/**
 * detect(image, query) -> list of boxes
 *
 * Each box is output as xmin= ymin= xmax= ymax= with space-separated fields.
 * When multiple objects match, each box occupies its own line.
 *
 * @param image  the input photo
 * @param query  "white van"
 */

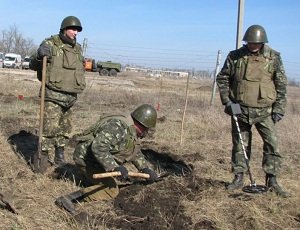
xmin=22 ymin=56 xmax=31 ymax=70
xmin=3 ymin=53 xmax=22 ymax=69
xmin=0 ymin=52 xmax=4 ymax=68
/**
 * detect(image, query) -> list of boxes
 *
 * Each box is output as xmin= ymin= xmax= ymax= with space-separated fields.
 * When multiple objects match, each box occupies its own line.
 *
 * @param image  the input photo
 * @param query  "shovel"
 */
xmin=230 ymin=103 xmax=267 ymax=194
xmin=33 ymin=56 xmax=48 ymax=174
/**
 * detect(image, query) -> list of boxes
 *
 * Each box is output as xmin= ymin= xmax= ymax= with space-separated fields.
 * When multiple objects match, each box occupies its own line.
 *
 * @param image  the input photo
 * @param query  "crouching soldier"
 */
xmin=55 ymin=104 xmax=158 ymax=214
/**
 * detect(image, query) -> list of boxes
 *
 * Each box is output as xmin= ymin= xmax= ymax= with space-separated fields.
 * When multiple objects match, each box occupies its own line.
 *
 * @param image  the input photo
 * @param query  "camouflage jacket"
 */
xmin=73 ymin=115 xmax=149 ymax=172
xmin=216 ymin=45 xmax=287 ymax=115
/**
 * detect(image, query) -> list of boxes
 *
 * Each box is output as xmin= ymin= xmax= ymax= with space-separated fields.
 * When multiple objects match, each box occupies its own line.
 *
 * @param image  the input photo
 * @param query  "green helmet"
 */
xmin=242 ymin=25 xmax=268 ymax=43
xmin=131 ymin=104 xmax=157 ymax=128
xmin=60 ymin=16 xmax=82 ymax=32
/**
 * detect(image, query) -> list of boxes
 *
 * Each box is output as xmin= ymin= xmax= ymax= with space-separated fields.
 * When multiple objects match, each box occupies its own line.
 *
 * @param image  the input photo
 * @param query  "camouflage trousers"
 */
xmin=231 ymin=114 xmax=282 ymax=176
xmin=76 ymin=160 xmax=119 ymax=202
xmin=41 ymin=101 xmax=72 ymax=151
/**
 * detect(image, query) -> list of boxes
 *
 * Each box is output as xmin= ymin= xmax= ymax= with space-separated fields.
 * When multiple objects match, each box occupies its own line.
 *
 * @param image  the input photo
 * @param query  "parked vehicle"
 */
xmin=22 ymin=56 xmax=31 ymax=70
xmin=84 ymin=58 xmax=97 ymax=72
xmin=0 ymin=52 xmax=4 ymax=68
xmin=84 ymin=57 xmax=122 ymax=77
xmin=3 ymin=53 xmax=22 ymax=69
xmin=97 ymin=61 xmax=122 ymax=76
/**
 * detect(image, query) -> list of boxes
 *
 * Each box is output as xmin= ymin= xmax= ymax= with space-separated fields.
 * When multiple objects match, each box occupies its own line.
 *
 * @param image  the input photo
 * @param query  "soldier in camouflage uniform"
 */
xmin=31 ymin=16 xmax=85 ymax=172
xmin=55 ymin=104 xmax=158 ymax=214
xmin=216 ymin=25 xmax=290 ymax=197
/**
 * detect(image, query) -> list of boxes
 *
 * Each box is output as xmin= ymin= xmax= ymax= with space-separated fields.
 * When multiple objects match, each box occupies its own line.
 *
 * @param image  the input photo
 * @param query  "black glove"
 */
xmin=224 ymin=101 xmax=241 ymax=116
xmin=141 ymin=168 xmax=158 ymax=182
xmin=114 ymin=165 xmax=128 ymax=179
xmin=37 ymin=44 xmax=51 ymax=59
xmin=272 ymin=113 xmax=283 ymax=123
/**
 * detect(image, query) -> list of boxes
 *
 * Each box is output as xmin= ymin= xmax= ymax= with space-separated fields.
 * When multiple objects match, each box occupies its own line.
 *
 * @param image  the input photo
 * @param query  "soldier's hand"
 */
xmin=224 ymin=101 xmax=241 ymax=116
xmin=37 ymin=44 xmax=51 ymax=59
xmin=272 ymin=113 xmax=283 ymax=123
xmin=141 ymin=168 xmax=158 ymax=182
xmin=113 ymin=165 xmax=128 ymax=179
xmin=224 ymin=101 xmax=233 ymax=115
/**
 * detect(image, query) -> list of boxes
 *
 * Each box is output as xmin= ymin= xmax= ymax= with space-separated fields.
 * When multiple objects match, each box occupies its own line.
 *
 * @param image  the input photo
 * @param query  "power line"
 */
xmin=83 ymin=41 xmax=219 ymax=70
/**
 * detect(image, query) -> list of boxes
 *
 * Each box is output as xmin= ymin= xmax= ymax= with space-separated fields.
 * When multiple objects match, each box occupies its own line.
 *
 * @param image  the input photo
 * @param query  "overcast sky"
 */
xmin=1 ymin=0 xmax=299 ymax=80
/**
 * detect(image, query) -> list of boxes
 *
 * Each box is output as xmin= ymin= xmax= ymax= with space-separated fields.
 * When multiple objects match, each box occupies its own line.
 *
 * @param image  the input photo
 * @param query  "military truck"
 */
xmin=84 ymin=58 xmax=121 ymax=76
xmin=97 ymin=61 xmax=121 ymax=76
xmin=84 ymin=58 xmax=97 ymax=72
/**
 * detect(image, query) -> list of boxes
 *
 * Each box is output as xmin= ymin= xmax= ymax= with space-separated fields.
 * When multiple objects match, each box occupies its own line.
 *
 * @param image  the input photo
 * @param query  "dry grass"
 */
xmin=0 ymin=68 xmax=299 ymax=229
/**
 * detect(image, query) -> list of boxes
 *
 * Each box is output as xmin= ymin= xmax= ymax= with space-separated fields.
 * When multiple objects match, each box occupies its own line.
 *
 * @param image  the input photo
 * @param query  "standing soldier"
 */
xmin=216 ymin=25 xmax=290 ymax=197
xmin=31 ymin=16 xmax=86 ymax=172
xmin=55 ymin=104 xmax=158 ymax=214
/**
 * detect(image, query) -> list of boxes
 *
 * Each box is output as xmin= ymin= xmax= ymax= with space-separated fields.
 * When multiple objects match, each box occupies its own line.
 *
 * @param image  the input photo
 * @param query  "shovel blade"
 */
xmin=33 ymin=152 xmax=48 ymax=174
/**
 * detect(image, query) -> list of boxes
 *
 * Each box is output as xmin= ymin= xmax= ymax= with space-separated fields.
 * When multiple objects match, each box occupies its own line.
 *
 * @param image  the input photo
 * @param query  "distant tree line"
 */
xmin=288 ymin=78 xmax=300 ymax=87
xmin=0 ymin=24 xmax=37 ymax=58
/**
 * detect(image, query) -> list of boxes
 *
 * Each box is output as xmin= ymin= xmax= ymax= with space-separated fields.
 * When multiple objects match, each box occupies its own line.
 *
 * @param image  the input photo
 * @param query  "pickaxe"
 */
xmin=93 ymin=171 xmax=170 ymax=182
xmin=0 ymin=192 xmax=18 ymax=214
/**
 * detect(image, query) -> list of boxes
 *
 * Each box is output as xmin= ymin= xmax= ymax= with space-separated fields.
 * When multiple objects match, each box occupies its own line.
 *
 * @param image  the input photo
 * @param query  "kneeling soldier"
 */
xmin=55 ymin=104 xmax=158 ymax=214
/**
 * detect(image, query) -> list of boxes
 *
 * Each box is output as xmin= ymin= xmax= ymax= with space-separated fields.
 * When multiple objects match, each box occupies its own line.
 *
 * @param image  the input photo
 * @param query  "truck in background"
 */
xmin=84 ymin=58 xmax=122 ymax=77
xmin=84 ymin=58 xmax=97 ymax=72
xmin=97 ymin=61 xmax=121 ymax=76
xmin=3 ymin=53 xmax=22 ymax=69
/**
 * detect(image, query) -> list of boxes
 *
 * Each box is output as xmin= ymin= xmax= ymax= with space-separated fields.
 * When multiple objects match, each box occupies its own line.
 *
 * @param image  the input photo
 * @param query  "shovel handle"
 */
xmin=33 ymin=56 xmax=47 ymax=173
xmin=37 ymin=56 xmax=47 ymax=156
xmin=93 ymin=171 xmax=150 ymax=179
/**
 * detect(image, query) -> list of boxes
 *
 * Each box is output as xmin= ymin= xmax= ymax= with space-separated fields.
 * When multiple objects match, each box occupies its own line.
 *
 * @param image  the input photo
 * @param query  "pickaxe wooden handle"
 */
xmin=93 ymin=171 xmax=150 ymax=179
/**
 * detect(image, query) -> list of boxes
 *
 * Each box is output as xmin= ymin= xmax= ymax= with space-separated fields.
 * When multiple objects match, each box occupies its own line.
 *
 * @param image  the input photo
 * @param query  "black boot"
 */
xmin=54 ymin=146 xmax=65 ymax=166
xmin=55 ymin=190 xmax=84 ymax=215
xmin=266 ymin=174 xmax=290 ymax=198
xmin=227 ymin=173 xmax=244 ymax=190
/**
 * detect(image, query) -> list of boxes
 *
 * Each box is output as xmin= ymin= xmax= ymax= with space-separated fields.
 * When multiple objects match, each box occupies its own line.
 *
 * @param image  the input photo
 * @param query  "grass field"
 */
xmin=0 ymin=68 xmax=299 ymax=229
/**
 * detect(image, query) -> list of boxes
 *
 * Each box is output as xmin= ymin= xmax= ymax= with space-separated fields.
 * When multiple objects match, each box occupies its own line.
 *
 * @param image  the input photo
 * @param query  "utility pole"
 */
xmin=210 ymin=50 xmax=221 ymax=105
xmin=236 ymin=0 xmax=245 ymax=49
xmin=82 ymin=38 xmax=88 ymax=57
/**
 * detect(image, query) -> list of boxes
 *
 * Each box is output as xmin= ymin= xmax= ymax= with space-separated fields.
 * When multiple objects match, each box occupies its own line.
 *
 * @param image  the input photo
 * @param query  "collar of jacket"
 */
xmin=59 ymin=31 xmax=76 ymax=47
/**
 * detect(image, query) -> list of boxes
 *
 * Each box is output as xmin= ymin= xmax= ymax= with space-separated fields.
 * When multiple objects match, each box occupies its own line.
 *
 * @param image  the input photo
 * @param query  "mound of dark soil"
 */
xmin=6 ymin=129 xmax=224 ymax=230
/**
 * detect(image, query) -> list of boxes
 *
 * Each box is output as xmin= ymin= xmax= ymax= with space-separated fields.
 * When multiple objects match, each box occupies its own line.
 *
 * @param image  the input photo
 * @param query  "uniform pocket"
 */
xmin=63 ymin=47 xmax=77 ymax=70
xmin=259 ymin=84 xmax=276 ymax=101
xmin=74 ymin=69 xmax=86 ymax=90
xmin=47 ymin=67 xmax=63 ymax=89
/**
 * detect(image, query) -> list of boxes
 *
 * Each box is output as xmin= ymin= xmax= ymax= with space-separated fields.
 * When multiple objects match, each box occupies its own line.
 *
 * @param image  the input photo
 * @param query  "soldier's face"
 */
xmin=247 ymin=43 xmax=263 ymax=53
xmin=134 ymin=122 xmax=148 ymax=138
xmin=64 ymin=27 xmax=79 ymax=40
